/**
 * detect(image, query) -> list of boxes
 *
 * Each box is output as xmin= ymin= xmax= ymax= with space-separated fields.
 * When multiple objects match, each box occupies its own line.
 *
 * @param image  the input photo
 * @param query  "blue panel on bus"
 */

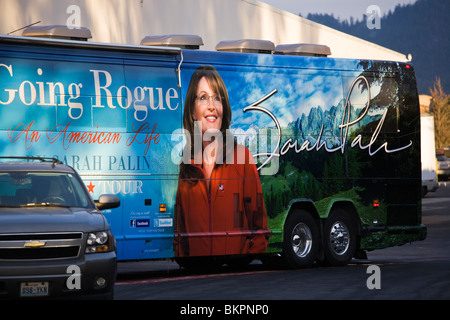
xmin=0 ymin=41 xmax=181 ymax=260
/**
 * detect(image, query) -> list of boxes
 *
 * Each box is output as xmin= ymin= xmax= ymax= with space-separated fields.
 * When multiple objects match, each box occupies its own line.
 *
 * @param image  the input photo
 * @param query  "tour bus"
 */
xmin=0 ymin=26 xmax=426 ymax=268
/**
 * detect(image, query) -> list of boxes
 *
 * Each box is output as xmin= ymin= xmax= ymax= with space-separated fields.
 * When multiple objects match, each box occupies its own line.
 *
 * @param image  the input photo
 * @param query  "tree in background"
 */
xmin=430 ymin=78 xmax=450 ymax=149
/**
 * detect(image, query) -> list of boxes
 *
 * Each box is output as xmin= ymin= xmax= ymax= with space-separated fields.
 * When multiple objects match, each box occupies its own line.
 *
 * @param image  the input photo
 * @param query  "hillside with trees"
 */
xmin=303 ymin=0 xmax=449 ymax=95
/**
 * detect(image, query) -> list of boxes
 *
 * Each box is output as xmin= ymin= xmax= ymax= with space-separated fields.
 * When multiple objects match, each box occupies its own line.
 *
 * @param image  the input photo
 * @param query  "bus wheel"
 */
xmin=323 ymin=208 xmax=357 ymax=266
xmin=283 ymin=209 xmax=319 ymax=268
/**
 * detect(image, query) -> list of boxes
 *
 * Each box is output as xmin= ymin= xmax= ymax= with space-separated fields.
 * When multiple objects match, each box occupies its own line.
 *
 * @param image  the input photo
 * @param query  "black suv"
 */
xmin=0 ymin=157 xmax=120 ymax=299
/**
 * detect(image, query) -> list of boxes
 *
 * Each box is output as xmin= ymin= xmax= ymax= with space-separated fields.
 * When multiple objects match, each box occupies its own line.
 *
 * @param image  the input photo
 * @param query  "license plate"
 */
xmin=20 ymin=282 xmax=49 ymax=297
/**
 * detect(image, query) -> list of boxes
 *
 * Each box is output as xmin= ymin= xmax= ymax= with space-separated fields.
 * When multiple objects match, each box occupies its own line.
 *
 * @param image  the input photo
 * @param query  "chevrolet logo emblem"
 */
xmin=24 ymin=240 xmax=46 ymax=248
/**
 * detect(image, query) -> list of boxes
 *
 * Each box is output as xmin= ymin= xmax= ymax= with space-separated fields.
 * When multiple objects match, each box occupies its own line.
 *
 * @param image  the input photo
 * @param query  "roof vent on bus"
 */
xmin=215 ymin=39 xmax=275 ymax=54
xmin=275 ymin=43 xmax=331 ymax=57
xmin=22 ymin=25 xmax=92 ymax=41
xmin=140 ymin=34 xmax=204 ymax=49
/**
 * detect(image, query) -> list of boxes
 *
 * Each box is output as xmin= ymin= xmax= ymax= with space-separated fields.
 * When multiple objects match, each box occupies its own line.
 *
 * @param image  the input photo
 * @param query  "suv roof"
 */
xmin=0 ymin=157 xmax=72 ymax=172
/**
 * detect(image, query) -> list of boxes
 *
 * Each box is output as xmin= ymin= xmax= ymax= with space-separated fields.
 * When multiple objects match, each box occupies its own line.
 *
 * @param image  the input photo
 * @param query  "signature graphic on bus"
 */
xmin=244 ymin=75 xmax=413 ymax=173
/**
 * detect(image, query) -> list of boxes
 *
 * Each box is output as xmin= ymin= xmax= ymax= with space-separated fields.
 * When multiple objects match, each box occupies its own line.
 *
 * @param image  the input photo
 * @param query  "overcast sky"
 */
xmin=261 ymin=0 xmax=418 ymax=21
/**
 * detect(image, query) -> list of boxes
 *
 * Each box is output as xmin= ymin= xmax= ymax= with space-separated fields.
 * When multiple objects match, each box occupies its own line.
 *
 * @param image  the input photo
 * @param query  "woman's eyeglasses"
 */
xmin=196 ymin=94 xmax=222 ymax=106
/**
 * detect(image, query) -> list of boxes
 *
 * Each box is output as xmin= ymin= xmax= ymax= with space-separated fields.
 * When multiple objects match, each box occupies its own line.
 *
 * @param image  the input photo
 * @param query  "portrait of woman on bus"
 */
xmin=174 ymin=65 xmax=270 ymax=258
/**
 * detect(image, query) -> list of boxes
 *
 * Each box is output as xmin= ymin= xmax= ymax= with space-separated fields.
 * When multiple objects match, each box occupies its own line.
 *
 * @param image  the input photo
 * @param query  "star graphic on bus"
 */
xmin=86 ymin=181 xmax=95 ymax=193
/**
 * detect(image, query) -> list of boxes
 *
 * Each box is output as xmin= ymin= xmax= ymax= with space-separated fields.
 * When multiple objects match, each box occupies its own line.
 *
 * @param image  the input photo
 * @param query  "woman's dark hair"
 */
xmin=183 ymin=65 xmax=231 ymax=136
xmin=180 ymin=65 xmax=234 ymax=183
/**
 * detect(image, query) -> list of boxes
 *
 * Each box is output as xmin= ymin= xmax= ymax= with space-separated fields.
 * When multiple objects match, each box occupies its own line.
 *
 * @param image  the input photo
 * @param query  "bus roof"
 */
xmin=0 ymin=34 xmax=181 ymax=56
xmin=0 ymin=33 xmax=409 ymax=73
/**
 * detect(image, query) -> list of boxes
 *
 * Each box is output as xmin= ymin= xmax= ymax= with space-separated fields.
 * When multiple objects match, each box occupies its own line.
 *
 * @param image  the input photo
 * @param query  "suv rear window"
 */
xmin=0 ymin=172 xmax=91 ymax=208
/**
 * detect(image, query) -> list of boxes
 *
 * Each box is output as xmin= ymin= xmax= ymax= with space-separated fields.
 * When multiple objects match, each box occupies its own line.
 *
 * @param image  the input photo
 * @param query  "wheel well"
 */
xmin=285 ymin=200 xmax=322 ymax=239
xmin=287 ymin=200 xmax=320 ymax=222
xmin=286 ymin=200 xmax=361 ymax=234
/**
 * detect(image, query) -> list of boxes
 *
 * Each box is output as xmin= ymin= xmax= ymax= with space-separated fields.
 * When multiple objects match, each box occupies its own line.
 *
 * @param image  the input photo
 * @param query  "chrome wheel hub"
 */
xmin=329 ymin=221 xmax=350 ymax=255
xmin=291 ymin=223 xmax=313 ymax=258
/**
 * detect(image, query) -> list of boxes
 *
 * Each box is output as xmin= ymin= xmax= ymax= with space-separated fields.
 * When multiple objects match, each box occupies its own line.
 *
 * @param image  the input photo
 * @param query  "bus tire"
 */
xmin=282 ymin=209 xmax=319 ymax=268
xmin=323 ymin=208 xmax=357 ymax=266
